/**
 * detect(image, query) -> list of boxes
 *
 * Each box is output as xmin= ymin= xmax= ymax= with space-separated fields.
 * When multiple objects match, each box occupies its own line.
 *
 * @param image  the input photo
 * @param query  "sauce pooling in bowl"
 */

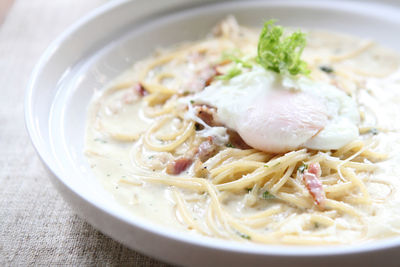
xmin=85 ymin=17 xmax=400 ymax=244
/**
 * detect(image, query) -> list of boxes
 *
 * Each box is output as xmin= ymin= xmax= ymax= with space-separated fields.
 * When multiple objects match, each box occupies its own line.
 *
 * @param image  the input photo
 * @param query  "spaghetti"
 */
xmin=85 ymin=18 xmax=400 ymax=245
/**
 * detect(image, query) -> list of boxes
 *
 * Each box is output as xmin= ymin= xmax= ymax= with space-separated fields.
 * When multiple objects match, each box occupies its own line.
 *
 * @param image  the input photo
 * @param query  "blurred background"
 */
xmin=0 ymin=0 xmax=168 ymax=265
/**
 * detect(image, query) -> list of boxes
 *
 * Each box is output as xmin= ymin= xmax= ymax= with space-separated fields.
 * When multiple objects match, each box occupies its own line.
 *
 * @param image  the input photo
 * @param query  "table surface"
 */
xmin=0 ymin=0 xmax=170 ymax=265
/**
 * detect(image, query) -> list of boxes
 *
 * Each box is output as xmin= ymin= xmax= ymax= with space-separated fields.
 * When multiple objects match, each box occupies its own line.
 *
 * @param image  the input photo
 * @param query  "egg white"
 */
xmin=191 ymin=66 xmax=360 ymax=152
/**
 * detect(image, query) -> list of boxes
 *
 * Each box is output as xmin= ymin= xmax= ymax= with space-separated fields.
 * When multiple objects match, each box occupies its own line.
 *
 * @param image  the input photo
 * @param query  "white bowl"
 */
xmin=25 ymin=0 xmax=400 ymax=266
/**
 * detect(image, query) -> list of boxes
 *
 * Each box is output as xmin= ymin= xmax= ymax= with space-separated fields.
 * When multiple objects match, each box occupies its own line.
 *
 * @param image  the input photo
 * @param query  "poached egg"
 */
xmin=191 ymin=66 xmax=360 ymax=153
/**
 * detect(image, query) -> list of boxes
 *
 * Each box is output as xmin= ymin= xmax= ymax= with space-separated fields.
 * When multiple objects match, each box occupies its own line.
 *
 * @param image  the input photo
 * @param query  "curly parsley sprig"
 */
xmin=216 ymin=51 xmax=254 ymax=80
xmin=257 ymin=20 xmax=310 ymax=76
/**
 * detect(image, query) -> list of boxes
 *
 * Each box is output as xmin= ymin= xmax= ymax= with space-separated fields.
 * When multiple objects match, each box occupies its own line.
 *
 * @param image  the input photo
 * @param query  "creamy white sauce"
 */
xmin=85 ymin=28 xmax=400 ymax=244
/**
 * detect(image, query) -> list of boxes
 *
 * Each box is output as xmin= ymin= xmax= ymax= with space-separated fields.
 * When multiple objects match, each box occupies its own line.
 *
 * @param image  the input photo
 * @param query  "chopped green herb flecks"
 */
xmin=370 ymin=128 xmax=379 ymax=135
xmin=257 ymin=20 xmax=310 ymax=76
xmin=190 ymin=100 xmax=195 ymax=104
xmin=222 ymin=51 xmax=254 ymax=69
xmin=319 ymin=65 xmax=334 ymax=73
xmin=94 ymin=138 xmax=107 ymax=144
xmin=226 ymin=143 xmax=236 ymax=148
xmin=262 ymin=190 xmax=275 ymax=200
xmin=298 ymin=163 xmax=308 ymax=174
xmin=236 ymin=231 xmax=251 ymax=240
xmin=215 ymin=50 xmax=254 ymax=81
xmin=216 ymin=67 xmax=242 ymax=80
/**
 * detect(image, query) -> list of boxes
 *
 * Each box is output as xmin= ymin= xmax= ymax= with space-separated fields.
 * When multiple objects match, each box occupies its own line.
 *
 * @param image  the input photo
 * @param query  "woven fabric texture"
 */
xmin=0 ymin=0 xmax=170 ymax=265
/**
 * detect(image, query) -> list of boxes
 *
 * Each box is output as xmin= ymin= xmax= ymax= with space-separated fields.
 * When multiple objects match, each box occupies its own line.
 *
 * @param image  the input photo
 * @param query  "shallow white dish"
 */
xmin=25 ymin=0 xmax=400 ymax=266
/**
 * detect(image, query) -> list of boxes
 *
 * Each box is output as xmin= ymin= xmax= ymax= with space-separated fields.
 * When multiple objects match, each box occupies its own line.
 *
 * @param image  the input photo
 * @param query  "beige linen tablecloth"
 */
xmin=0 ymin=1 xmax=169 ymax=265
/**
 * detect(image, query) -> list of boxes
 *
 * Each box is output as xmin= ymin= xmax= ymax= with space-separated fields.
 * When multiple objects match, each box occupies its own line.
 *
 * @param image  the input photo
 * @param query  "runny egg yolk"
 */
xmin=192 ymin=66 xmax=360 ymax=153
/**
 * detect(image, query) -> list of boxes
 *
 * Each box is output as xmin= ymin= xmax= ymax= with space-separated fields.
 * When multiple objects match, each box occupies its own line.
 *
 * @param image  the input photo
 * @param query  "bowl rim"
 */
xmin=24 ymin=0 xmax=400 ymax=259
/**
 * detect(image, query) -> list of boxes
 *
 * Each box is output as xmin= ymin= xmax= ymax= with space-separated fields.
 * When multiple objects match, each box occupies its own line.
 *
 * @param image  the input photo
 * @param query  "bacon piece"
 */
xmin=205 ymin=66 xmax=222 ymax=86
xmin=167 ymin=137 xmax=217 ymax=177
xmin=194 ymin=104 xmax=219 ymax=127
xmin=227 ymin=129 xmax=251 ymax=150
xmin=201 ymin=66 xmax=218 ymax=87
xmin=193 ymin=105 xmax=250 ymax=150
xmin=302 ymin=163 xmax=326 ymax=209
xmin=122 ymin=83 xmax=148 ymax=104
xmin=185 ymin=66 xmax=219 ymax=92
xmin=197 ymin=137 xmax=218 ymax=162
xmin=308 ymin=162 xmax=322 ymax=177
xmin=134 ymin=82 xmax=148 ymax=97
xmin=166 ymin=157 xmax=192 ymax=175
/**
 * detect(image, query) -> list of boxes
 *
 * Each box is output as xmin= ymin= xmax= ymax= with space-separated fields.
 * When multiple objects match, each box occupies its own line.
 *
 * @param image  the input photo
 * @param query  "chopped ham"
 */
xmin=301 ymin=162 xmax=326 ymax=209
xmin=308 ymin=162 xmax=322 ymax=177
xmin=166 ymin=157 xmax=192 ymax=175
xmin=197 ymin=137 xmax=218 ymax=162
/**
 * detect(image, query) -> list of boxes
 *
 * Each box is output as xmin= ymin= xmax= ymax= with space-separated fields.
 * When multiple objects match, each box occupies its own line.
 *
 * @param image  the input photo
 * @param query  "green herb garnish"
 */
xmin=257 ymin=20 xmax=310 ymax=76
xmin=298 ymin=163 xmax=308 ymax=174
xmin=216 ymin=67 xmax=242 ymax=80
xmin=216 ymin=51 xmax=254 ymax=81
xmin=236 ymin=231 xmax=251 ymax=240
xmin=262 ymin=190 xmax=275 ymax=200
xmin=226 ymin=143 xmax=236 ymax=148
xmin=319 ymin=65 xmax=334 ymax=73
xmin=222 ymin=51 xmax=253 ymax=69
